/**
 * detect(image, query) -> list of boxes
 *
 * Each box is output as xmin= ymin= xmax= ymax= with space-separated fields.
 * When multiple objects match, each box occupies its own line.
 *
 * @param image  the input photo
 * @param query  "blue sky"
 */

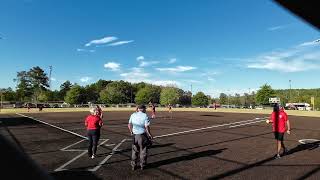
xmin=0 ymin=0 xmax=319 ymax=97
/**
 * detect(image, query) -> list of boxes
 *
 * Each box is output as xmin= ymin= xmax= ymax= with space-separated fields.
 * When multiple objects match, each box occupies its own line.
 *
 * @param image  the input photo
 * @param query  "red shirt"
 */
xmin=85 ymin=115 xmax=103 ymax=130
xmin=270 ymin=110 xmax=288 ymax=133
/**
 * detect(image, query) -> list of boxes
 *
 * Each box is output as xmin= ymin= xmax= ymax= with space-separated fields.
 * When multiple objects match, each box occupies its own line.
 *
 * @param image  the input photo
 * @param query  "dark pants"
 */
xmin=131 ymin=134 xmax=148 ymax=168
xmin=274 ymin=132 xmax=284 ymax=141
xmin=87 ymin=129 xmax=100 ymax=156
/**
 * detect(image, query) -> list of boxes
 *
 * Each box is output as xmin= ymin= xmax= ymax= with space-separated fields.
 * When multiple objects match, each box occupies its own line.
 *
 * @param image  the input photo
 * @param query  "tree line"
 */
xmin=0 ymin=66 xmax=319 ymax=109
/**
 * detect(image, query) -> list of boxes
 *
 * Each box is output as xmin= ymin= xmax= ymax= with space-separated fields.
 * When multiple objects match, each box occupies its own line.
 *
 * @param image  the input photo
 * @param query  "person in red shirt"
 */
xmin=85 ymin=107 xmax=103 ymax=159
xmin=267 ymin=104 xmax=291 ymax=159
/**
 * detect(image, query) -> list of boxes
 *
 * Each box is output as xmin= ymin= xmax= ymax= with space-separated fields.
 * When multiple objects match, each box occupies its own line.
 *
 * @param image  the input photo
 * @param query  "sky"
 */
xmin=0 ymin=0 xmax=319 ymax=97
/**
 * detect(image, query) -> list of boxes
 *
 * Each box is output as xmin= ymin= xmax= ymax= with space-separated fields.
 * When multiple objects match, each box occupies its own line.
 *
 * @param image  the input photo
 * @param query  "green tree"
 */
xmin=94 ymin=79 xmax=112 ymax=92
xmin=14 ymin=66 xmax=49 ymax=102
xmin=234 ymin=93 xmax=241 ymax=106
xmin=14 ymin=71 xmax=33 ymax=101
xmin=64 ymin=85 xmax=85 ymax=104
xmin=59 ymin=81 xmax=73 ymax=99
xmin=0 ymin=88 xmax=16 ymax=101
xmin=99 ymin=81 xmax=133 ymax=104
xmin=256 ymin=84 xmax=275 ymax=105
xmin=28 ymin=66 xmax=49 ymax=101
xmin=160 ymin=87 xmax=180 ymax=105
xmin=38 ymin=91 xmax=50 ymax=102
xmin=219 ymin=93 xmax=228 ymax=104
xmin=135 ymin=85 xmax=161 ymax=104
xmin=192 ymin=92 xmax=209 ymax=107
xmin=179 ymin=90 xmax=192 ymax=105
xmin=84 ymin=84 xmax=99 ymax=103
xmin=28 ymin=66 xmax=49 ymax=90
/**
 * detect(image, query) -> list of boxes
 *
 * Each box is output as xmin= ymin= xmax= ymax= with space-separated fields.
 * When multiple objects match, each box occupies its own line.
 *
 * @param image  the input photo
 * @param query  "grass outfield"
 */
xmin=1 ymin=107 xmax=320 ymax=117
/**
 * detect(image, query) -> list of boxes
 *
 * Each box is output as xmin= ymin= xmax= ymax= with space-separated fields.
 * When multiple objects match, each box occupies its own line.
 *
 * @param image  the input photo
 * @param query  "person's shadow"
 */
xmin=51 ymin=171 xmax=102 ymax=180
xmin=286 ymin=141 xmax=319 ymax=155
xmin=146 ymin=148 xmax=226 ymax=169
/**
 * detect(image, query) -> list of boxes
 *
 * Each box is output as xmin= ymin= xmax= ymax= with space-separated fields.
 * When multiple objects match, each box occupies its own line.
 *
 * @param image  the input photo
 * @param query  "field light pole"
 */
xmin=0 ymin=91 xmax=2 ymax=112
xmin=130 ymin=87 xmax=133 ymax=103
xmin=227 ymin=89 xmax=230 ymax=108
xmin=289 ymin=80 xmax=292 ymax=102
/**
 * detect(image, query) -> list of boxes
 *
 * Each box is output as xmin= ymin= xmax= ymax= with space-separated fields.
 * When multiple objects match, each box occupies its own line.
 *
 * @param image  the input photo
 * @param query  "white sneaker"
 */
xmin=91 ymin=154 xmax=95 ymax=159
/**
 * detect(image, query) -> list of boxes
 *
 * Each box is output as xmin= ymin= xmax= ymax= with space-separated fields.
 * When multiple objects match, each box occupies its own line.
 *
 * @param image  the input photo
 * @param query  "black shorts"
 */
xmin=274 ymin=132 xmax=284 ymax=141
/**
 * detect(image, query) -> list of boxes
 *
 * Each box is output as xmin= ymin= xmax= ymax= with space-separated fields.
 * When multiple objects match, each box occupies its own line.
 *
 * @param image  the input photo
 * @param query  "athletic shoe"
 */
xmin=274 ymin=154 xmax=281 ymax=159
xmin=91 ymin=154 xmax=95 ymax=159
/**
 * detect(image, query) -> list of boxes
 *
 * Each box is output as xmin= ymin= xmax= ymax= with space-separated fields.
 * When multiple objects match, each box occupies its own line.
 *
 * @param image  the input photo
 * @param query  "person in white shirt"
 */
xmin=128 ymin=104 xmax=153 ymax=170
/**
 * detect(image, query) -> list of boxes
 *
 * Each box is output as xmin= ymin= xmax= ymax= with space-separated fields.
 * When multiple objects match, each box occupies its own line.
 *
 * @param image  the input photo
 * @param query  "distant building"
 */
xmin=285 ymin=103 xmax=311 ymax=111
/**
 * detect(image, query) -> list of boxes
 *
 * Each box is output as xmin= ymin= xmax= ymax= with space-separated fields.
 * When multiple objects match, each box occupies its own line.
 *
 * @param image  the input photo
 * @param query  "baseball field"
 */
xmin=0 ymin=108 xmax=319 ymax=179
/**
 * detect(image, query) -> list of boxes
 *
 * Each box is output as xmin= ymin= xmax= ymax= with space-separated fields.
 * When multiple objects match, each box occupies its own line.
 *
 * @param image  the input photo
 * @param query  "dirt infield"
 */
xmin=0 ymin=111 xmax=319 ymax=179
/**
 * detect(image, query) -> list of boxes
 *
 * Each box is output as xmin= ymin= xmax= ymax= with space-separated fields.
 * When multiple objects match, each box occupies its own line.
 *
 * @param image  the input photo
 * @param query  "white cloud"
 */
xmin=183 ymin=79 xmax=201 ymax=83
xmin=168 ymin=58 xmax=177 ymax=64
xmin=120 ymin=68 xmax=150 ymax=78
xmin=50 ymin=78 xmax=56 ymax=81
xmin=77 ymin=48 xmax=95 ymax=52
xmin=136 ymin=56 xmax=144 ymax=61
xmin=135 ymin=56 xmax=159 ymax=67
xmin=80 ymin=77 xmax=92 ymax=83
xmin=298 ymin=39 xmax=320 ymax=47
xmin=207 ymin=77 xmax=215 ymax=81
xmin=108 ymin=40 xmax=134 ymax=46
xmin=156 ymin=66 xmax=197 ymax=73
xmin=267 ymin=25 xmax=287 ymax=31
xmin=104 ymin=62 xmax=121 ymax=71
xmin=125 ymin=79 xmax=180 ymax=87
xmin=120 ymin=68 xmax=180 ymax=87
xmin=139 ymin=61 xmax=159 ymax=67
xmin=247 ymin=41 xmax=320 ymax=72
xmin=85 ymin=36 xmax=117 ymax=47
xmin=150 ymin=80 xmax=180 ymax=86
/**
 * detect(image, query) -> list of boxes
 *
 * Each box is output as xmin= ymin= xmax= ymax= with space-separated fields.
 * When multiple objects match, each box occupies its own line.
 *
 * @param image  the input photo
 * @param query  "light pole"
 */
xmin=0 ymin=91 xmax=3 ymax=112
xmin=289 ymin=80 xmax=291 ymax=102
xmin=227 ymin=89 xmax=230 ymax=108
xmin=130 ymin=87 xmax=133 ymax=103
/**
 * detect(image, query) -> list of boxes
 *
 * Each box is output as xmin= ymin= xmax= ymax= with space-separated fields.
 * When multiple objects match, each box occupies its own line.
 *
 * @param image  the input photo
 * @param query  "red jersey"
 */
xmin=85 ymin=115 xmax=103 ymax=130
xmin=270 ymin=110 xmax=288 ymax=133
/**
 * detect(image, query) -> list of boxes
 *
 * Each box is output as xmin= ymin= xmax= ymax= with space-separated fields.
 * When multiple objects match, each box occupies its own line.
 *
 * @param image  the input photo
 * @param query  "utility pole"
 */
xmin=191 ymin=84 xmax=193 ymax=95
xmin=49 ymin=66 xmax=52 ymax=90
xmin=227 ymin=89 xmax=230 ymax=108
xmin=0 ymin=91 xmax=3 ymax=112
xmin=131 ymin=87 xmax=133 ymax=103
xmin=289 ymin=79 xmax=291 ymax=102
